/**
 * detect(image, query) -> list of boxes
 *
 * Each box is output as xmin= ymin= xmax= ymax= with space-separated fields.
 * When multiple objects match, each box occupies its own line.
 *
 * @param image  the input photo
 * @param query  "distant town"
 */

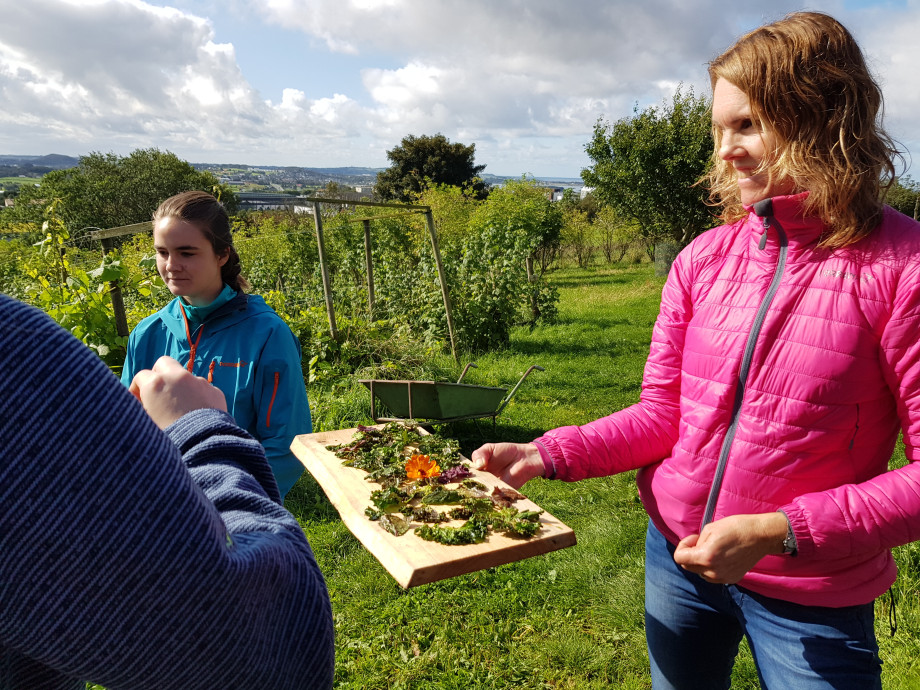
xmin=0 ymin=154 xmax=584 ymax=198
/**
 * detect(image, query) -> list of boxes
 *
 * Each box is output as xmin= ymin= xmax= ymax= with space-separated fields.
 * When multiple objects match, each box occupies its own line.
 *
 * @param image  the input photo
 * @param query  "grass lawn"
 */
xmin=284 ymin=262 xmax=920 ymax=688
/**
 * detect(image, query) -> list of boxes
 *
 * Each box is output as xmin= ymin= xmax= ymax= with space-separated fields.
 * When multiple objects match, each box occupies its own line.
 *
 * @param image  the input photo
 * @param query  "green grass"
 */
xmin=79 ymin=261 xmax=919 ymax=689
xmin=0 ymin=175 xmax=37 ymax=187
xmin=285 ymin=262 xmax=920 ymax=689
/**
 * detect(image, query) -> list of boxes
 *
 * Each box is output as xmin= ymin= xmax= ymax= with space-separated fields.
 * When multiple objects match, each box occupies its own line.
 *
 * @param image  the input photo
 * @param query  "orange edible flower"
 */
xmin=406 ymin=453 xmax=441 ymax=479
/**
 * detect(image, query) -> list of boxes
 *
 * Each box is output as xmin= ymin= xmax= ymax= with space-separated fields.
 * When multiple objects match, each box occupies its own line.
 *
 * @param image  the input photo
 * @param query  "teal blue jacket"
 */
xmin=122 ymin=291 xmax=311 ymax=499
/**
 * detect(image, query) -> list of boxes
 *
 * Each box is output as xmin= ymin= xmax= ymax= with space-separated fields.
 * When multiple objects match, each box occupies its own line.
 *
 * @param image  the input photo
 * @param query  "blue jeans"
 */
xmin=644 ymin=521 xmax=882 ymax=690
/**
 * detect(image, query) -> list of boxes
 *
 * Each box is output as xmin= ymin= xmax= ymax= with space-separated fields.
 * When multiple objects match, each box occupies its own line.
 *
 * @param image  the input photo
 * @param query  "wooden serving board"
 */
xmin=291 ymin=427 xmax=577 ymax=588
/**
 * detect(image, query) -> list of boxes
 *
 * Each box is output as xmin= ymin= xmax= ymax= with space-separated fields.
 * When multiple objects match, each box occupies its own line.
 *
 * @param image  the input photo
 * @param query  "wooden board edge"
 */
xmin=404 ymin=528 xmax=577 ymax=588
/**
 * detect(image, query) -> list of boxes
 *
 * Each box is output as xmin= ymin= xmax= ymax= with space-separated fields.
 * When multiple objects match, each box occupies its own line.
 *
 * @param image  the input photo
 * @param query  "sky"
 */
xmin=1 ymin=0 xmax=918 ymax=179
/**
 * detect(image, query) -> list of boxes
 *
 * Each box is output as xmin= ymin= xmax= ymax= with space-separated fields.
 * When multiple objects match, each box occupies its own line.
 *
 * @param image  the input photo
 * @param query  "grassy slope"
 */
xmin=286 ymin=262 xmax=919 ymax=689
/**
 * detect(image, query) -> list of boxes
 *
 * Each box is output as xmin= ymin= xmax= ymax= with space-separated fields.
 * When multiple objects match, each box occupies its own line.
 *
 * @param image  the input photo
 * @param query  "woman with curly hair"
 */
xmin=474 ymin=12 xmax=919 ymax=688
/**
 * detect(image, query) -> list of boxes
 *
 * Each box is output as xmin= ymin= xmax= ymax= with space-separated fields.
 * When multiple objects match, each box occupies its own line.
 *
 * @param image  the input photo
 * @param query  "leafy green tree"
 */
xmin=888 ymin=176 xmax=919 ymax=220
xmin=1 ymin=148 xmax=237 ymax=237
xmin=594 ymin=205 xmax=640 ymax=264
xmin=469 ymin=177 xmax=562 ymax=273
xmin=583 ymin=85 xmax=714 ymax=248
xmin=447 ymin=178 xmax=561 ymax=347
xmin=375 ymin=134 xmax=486 ymax=202
xmin=561 ymin=208 xmax=594 ymax=268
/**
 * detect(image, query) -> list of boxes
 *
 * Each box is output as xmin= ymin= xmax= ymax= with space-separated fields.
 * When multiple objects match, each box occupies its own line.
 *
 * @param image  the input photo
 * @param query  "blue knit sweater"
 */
xmin=0 ymin=296 xmax=334 ymax=689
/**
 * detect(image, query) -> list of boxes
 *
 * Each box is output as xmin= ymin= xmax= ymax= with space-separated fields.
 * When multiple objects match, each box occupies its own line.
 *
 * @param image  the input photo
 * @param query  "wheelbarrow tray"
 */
xmin=359 ymin=380 xmax=507 ymax=421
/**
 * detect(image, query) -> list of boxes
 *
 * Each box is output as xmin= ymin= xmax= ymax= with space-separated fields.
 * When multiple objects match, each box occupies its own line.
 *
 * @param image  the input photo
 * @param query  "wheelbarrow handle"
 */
xmin=457 ymin=362 xmax=478 ymax=383
xmin=494 ymin=365 xmax=545 ymax=415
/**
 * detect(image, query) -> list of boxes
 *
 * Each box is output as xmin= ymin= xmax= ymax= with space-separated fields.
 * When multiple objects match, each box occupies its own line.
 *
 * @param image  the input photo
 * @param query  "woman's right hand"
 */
xmin=471 ymin=442 xmax=546 ymax=489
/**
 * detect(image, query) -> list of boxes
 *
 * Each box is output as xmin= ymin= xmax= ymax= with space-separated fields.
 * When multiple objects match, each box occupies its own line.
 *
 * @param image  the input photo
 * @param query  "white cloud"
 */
xmin=0 ymin=0 xmax=917 ymax=176
xmin=858 ymin=8 xmax=920 ymax=174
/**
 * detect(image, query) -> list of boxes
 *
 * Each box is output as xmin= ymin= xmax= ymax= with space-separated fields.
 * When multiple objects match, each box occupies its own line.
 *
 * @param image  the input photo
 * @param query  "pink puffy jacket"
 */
xmin=536 ymin=193 xmax=920 ymax=607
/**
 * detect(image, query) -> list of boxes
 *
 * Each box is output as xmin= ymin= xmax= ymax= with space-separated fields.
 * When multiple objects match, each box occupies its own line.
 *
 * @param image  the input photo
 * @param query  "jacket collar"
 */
xmin=744 ymin=192 xmax=826 ymax=249
xmin=158 ymin=292 xmax=252 ymax=341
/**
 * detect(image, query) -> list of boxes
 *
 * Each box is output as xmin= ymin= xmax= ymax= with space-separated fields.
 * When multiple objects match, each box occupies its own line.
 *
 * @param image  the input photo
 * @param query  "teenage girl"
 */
xmin=122 ymin=190 xmax=311 ymax=500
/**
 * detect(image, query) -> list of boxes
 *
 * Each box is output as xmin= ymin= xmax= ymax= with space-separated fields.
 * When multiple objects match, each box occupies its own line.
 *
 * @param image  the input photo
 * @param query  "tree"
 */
xmin=375 ymin=134 xmax=486 ymax=202
xmin=888 ymin=176 xmax=920 ymax=220
xmin=561 ymin=208 xmax=594 ymax=268
xmin=1 ymin=148 xmax=237 ymax=236
xmin=594 ymin=205 xmax=640 ymax=264
xmin=582 ymin=86 xmax=714 ymax=248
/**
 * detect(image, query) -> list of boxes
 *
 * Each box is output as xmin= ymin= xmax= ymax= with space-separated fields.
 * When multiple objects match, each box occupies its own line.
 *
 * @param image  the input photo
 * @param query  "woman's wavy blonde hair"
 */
xmin=706 ymin=11 xmax=899 ymax=248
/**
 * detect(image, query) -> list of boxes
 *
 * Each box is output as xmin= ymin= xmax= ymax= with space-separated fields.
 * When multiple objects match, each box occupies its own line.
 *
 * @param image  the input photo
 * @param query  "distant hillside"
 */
xmin=192 ymin=163 xmax=382 ymax=176
xmin=0 ymin=153 xmax=79 ymax=169
xmin=0 ymin=153 xmax=79 ymax=178
xmin=0 ymin=155 xmax=581 ymax=189
xmin=291 ymin=166 xmax=383 ymax=176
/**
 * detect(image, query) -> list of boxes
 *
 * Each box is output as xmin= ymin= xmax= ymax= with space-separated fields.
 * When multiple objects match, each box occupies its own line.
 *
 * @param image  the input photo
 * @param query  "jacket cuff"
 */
xmin=778 ymin=503 xmax=812 ymax=559
xmin=533 ymin=434 xmax=570 ymax=481
xmin=164 ymin=408 xmax=241 ymax=448
xmin=533 ymin=440 xmax=555 ymax=479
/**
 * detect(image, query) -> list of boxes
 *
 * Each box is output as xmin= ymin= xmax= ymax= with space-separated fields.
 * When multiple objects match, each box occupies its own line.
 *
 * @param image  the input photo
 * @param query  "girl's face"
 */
xmin=712 ymin=78 xmax=795 ymax=206
xmin=153 ymin=217 xmax=228 ymax=307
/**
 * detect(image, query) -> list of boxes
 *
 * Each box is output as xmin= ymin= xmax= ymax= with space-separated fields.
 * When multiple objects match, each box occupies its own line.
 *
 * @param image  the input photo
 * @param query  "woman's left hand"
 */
xmin=672 ymin=512 xmax=789 ymax=584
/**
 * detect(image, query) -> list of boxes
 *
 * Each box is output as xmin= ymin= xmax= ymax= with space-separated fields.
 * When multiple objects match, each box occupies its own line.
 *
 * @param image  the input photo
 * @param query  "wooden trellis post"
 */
xmin=363 ymin=219 xmax=375 ymax=319
xmin=304 ymin=197 xmax=458 ymax=361
xmin=100 ymin=237 xmax=130 ymax=338
xmin=88 ymin=221 xmax=153 ymax=338
xmin=424 ymin=209 xmax=458 ymax=362
xmin=312 ymin=201 xmax=338 ymax=340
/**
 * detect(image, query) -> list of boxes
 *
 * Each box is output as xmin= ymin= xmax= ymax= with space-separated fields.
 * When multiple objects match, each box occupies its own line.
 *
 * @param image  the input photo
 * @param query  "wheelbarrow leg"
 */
xmin=369 ymin=380 xmax=379 ymax=423
xmin=469 ymin=416 xmax=493 ymax=440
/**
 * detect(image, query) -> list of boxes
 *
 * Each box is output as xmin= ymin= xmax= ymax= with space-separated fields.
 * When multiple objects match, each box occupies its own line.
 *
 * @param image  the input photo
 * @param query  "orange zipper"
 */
xmin=266 ymin=372 xmax=280 ymax=428
xmin=179 ymin=304 xmax=204 ymax=373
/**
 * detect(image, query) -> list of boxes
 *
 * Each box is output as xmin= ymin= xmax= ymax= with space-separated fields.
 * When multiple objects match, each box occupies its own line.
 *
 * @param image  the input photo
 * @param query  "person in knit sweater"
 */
xmin=0 ymin=295 xmax=334 ymax=689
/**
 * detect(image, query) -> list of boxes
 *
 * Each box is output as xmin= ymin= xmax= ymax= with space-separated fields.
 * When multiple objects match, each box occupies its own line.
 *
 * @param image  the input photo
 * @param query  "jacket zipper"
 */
xmin=701 ymin=211 xmax=789 ymax=528
xmin=179 ymin=303 xmax=204 ymax=373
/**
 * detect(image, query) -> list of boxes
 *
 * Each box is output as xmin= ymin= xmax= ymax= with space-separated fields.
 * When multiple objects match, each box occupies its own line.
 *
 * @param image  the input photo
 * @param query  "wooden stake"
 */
xmin=312 ymin=201 xmax=338 ymax=339
xmin=363 ymin=219 xmax=375 ymax=320
xmin=425 ymin=210 xmax=458 ymax=361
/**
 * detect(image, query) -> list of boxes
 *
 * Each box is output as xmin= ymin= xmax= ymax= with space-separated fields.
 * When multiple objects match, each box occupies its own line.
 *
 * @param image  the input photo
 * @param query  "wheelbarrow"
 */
xmin=360 ymin=363 xmax=544 ymax=428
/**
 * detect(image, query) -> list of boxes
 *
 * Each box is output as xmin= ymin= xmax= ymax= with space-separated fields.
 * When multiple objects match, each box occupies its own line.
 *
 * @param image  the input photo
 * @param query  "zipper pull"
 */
xmin=753 ymin=199 xmax=774 ymax=250
xmin=758 ymin=217 xmax=770 ymax=250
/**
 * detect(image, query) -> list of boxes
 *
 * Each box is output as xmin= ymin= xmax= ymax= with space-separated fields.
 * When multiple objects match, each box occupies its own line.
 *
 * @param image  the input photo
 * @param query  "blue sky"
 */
xmin=2 ymin=0 xmax=918 ymax=178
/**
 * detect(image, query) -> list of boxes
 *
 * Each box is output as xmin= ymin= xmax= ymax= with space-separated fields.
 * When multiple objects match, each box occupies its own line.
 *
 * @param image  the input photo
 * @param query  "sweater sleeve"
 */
xmin=535 ymin=244 xmax=691 ymax=481
xmin=780 ymin=258 xmax=920 ymax=560
xmin=0 ymin=297 xmax=334 ymax=690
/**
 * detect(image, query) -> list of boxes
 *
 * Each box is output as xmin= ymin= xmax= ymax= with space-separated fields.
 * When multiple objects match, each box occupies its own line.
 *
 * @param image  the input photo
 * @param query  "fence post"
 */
xmin=100 ymin=237 xmax=129 ymax=337
xmin=312 ymin=201 xmax=338 ymax=339
xmin=363 ymin=219 xmax=375 ymax=319
xmin=424 ymin=210 xmax=458 ymax=361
